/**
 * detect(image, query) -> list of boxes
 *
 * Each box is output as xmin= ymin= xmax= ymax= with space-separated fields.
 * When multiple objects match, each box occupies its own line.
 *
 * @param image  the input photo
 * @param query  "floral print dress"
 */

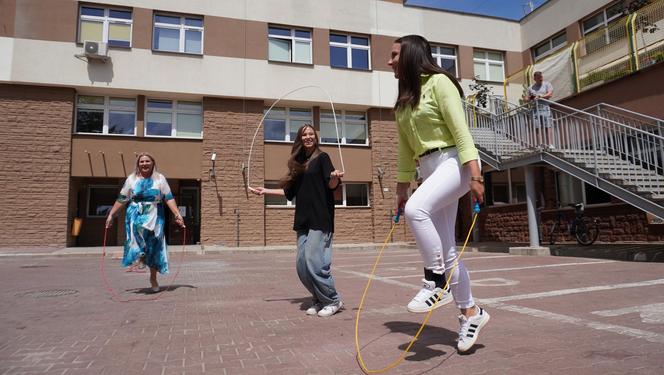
xmin=117 ymin=172 xmax=173 ymax=274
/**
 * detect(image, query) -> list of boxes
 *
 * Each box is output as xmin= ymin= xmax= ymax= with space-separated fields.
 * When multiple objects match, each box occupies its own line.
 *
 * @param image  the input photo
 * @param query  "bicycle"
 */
xmin=548 ymin=203 xmax=600 ymax=246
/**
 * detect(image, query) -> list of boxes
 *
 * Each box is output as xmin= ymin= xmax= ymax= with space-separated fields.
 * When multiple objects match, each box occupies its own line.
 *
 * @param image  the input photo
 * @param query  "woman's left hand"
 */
xmin=175 ymin=215 xmax=186 ymax=229
xmin=330 ymin=170 xmax=344 ymax=179
xmin=470 ymin=180 xmax=485 ymax=204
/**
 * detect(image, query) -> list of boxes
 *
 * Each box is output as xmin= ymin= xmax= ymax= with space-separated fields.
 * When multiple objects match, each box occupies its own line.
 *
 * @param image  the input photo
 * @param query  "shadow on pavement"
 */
xmin=549 ymin=244 xmax=664 ymax=263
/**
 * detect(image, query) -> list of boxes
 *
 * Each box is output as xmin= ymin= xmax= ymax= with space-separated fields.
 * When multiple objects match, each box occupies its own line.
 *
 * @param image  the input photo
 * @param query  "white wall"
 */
xmin=3 ymin=37 xmax=400 ymax=108
xmin=520 ymin=0 xmax=614 ymax=48
xmin=99 ymin=0 xmax=523 ymax=51
xmin=0 ymin=37 xmax=13 ymax=82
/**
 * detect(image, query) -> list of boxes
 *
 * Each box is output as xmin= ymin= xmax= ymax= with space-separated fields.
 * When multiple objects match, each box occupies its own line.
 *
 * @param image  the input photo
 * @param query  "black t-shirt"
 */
xmin=283 ymin=151 xmax=338 ymax=233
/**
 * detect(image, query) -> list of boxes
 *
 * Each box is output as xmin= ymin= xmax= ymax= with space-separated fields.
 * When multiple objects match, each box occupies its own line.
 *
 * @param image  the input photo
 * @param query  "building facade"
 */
xmin=1 ymin=0 xmax=662 ymax=248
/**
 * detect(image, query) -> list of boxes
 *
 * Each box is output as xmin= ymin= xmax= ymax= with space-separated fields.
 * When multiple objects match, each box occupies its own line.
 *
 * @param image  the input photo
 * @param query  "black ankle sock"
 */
xmin=424 ymin=268 xmax=447 ymax=289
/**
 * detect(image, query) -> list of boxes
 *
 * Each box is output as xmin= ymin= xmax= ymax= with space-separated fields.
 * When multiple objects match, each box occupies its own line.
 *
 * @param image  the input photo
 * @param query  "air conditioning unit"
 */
xmin=83 ymin=41 xmax=108 ymax=61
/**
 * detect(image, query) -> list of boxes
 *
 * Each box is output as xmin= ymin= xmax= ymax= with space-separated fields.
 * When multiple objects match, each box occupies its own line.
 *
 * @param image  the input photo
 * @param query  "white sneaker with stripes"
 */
xmin=406 ymin=279 xmax=453 ymax=313
xmin=457 ymin=307 xmax=490 ymax=352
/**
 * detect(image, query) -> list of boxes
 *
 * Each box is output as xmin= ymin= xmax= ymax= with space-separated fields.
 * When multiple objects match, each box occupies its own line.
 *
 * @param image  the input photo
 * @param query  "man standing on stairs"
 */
xmin=527 ymin=71 xmax=554 ymax=149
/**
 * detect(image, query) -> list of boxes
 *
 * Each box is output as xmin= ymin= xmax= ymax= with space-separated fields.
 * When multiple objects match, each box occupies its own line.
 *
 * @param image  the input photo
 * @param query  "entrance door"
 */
xmin=177 ymin=186 xmax=200 ymax=245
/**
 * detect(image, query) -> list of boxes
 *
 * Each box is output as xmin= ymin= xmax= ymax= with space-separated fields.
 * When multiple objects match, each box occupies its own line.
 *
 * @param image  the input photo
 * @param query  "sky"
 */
xmin=404 ymin=0 xmax=549 ymax=21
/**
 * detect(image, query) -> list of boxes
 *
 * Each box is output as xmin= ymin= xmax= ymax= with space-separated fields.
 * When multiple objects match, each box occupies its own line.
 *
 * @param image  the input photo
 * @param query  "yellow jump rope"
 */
xmin=354 ymin=202 xmax=481 ymax=374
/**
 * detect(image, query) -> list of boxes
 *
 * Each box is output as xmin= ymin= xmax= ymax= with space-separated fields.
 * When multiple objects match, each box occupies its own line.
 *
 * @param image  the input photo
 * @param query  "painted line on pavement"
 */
xmin=337 ymin=269 xmax=664 ymax=344
xmin=379 ymin=260 xmax=616 ymax=279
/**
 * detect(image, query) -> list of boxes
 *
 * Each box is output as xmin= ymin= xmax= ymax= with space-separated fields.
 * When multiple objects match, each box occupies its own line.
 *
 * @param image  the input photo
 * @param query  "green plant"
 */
xmin=469 ymin=79 xmax=493 ymax=108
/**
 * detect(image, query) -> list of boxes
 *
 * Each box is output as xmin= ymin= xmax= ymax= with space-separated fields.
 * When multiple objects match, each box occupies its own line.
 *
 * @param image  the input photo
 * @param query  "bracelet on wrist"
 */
xmin=470 ymin=176 xmax=484 ymax=183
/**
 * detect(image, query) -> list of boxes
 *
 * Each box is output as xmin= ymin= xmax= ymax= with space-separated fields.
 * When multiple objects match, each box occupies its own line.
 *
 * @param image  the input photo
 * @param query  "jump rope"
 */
xmin=100 ymin=225 xmax=187 ymax=303
xmin=355 ymin=202 xmax=481 ymax=374
xmin=244 ymin=85 xmax=483 ymax=373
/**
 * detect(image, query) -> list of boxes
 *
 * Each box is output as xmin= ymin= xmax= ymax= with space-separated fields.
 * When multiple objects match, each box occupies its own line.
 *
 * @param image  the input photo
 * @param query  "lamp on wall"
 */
xmin=209 ymin=152 xmax=217 ymax=179
xmin=377 ymin=166 xmax=385 ymax=199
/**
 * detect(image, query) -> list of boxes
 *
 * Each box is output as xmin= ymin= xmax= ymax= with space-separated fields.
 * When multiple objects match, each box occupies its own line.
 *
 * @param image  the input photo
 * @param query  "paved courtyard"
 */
xmin=1 ymin=244 xmax=663 ymax=374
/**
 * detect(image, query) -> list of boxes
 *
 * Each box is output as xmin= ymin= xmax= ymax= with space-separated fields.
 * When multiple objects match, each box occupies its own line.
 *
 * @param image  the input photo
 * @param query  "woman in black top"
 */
xmin=250 ymin=124 xmax=344 ymax=317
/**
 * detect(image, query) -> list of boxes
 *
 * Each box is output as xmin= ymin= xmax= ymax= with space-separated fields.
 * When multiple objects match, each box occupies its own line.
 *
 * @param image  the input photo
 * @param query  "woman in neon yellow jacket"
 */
xmin=388 ymin=35 xmax=489 ymax=353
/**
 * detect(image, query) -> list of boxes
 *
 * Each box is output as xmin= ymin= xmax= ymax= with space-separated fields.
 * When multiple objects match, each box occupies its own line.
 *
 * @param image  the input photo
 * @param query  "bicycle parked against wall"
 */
xmin=548 ymin=203 xmax=600 ymax=246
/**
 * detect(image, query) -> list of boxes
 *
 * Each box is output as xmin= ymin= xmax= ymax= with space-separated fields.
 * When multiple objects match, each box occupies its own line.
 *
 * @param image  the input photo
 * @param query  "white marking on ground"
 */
xmin=592 ymin=303 xmax=664 ymax=324
xmin=380 ymin=260 xmax=616 ymax=279
xmin=482 ymin=278 xmax=664 ymax=303
xmin=338 ymin=269 xmax=664 ymax=344
xmin=486 ymin=301 xmax=664 ymax=344
xmin=335 ymin=254 xmax=519 ymax=269
xmin=471 ymin=278 xmax=520 ymax=287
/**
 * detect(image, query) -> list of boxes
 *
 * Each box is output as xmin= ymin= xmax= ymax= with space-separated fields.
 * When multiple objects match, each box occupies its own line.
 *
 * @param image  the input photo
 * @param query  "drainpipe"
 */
xmin=524 ymin=165 xmax=540 ymax=248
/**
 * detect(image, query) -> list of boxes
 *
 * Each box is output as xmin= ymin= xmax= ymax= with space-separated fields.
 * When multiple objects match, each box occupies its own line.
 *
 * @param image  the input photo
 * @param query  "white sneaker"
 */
xmin=457 ymin=307 xmax=490 ymax=352
xmin=317 ymin=301 xmax=343 ymax=317
xmin=305 ymin=302 xmax=322 ymax=316
xmin=407 ymin=279 xmax=453 ymax=313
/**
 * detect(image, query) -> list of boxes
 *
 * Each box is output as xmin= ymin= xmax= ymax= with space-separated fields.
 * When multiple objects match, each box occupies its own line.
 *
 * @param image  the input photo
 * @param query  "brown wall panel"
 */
xmin=0 ymin=0 xmax=16 ymax=37
xmin=71 ymin=137 xmax=203 ymax=179
xmin=132 ymin=7 xmax=152 ymax=50
xmin=560 ymin=63 xmax=664 ymax=119
xmin=205 ymin=17 xmax=266 ymax=60
xmin=566 ymin=23 xmax=581 ymax=43
xmin=14 ymin=0 xmax=77 ymax=42
xmin=458 ymin=45 xmax=475 ymax=79
xmin=505 ymin=50 xmax=523 ymax=77
xmin=312 ymin=27 xmax=329 ymax=66
xmin=264 ymin=143 xmax=372 ymax=182
xmin=371 ymin=34 xmax=394 ymax=73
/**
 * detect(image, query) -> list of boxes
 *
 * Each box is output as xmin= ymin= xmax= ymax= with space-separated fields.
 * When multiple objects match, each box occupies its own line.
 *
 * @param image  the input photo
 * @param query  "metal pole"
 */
xmin=525 ymin=165 xmax=540 ymax=248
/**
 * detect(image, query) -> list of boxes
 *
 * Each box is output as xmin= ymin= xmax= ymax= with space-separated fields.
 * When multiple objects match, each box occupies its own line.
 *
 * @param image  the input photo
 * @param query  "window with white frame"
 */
xmin=75 ymin=95 xmax=136 ymax=135
xmin=153 ymin=14 xmax=204 ymax=54
xmin=329 ymin=33 xmax=370 ymax=70
xmin=473 ymin=50 xmax=505 ymax=82
xmin=431 ymin=44 xmax=457 ymax=77
xmin=264 ymin=181 xmax=294 ymax=206
xmin=263 ymin=107 xmax=312 ymax=142
xmin=78 ymin=6 xmax=132 ymax=47
xmin=319 ymin=110 xmax=368 ymax=145
xmin=333 ymin=183 xmax=370 ymax=207
xmin=88 ymin=185 xmax=121 ymax=217
xmin=145 ymin=99 xmax=202 ymax=138
xmin=582 ymin=2 xmax=624 ymax=35
xmin=268 ymin=26 xmax=312 ymax=64
xmin=532 ymin=31 xmax=567 ymax=60
xmin=556 ymin=172 xmax=611 ymax=206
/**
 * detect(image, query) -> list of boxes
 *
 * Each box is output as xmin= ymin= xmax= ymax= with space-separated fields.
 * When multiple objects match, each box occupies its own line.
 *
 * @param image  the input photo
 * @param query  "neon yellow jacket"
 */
xmin=395 ymin=74 xmax=479 ymax=183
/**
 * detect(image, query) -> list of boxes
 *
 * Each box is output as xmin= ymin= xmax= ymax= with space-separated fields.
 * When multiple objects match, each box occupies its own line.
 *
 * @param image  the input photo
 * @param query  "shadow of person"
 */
xmin=128 ymin=284 xmax=196 ymax=294
xmin=383 ymin=320 xmax=485 ymax=361
xmin=263 ymin=296 xmax=314 ymax=311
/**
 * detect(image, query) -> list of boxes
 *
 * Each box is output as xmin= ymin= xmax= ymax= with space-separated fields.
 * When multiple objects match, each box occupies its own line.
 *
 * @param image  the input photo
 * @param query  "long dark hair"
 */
xmin=394 ymin=35 xmax=464 ymax=111
xmin=279 ymin=124 xmax=320 ymax=190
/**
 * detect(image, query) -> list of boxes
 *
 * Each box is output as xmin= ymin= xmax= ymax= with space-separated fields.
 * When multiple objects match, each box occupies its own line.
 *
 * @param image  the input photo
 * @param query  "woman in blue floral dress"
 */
xmin=105 ymin=152 xmax=185 ymax=292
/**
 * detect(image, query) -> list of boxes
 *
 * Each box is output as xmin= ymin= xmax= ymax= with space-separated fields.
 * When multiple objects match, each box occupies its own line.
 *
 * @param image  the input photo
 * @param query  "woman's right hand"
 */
xmin=105 ymin=215 xmax=113 ymax=229
xmin=249 ymin=186 xmax=266 ymax=196
xmin=396 ymin=182 xmax=410 ymax=214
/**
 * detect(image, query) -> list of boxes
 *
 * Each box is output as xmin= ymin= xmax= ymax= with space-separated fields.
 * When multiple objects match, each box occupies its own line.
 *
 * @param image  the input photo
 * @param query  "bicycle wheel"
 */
xmin=548 ymin=222 xmax=559 ymax=245
xmin=575 ymin=217 xmax=599 ymax=245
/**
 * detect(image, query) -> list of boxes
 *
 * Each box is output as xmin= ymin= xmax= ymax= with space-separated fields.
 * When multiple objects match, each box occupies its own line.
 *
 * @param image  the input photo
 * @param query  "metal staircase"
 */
xmin=465 ymin=98 xmax=664 ymax=219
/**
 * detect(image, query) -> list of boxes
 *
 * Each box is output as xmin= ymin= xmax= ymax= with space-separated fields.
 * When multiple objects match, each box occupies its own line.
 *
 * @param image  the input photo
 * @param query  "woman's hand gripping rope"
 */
xmin=354 ymin=202 xmax=481 ymax=374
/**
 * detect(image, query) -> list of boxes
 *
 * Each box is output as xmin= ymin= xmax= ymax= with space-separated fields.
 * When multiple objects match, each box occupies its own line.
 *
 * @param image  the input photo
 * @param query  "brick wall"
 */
xmin=368 ymin=108 xmax=415 ymax=243
xmin=200 ymin=97 xmax=265 ymax=247
xmin=0 ymin=84 xmax=74 ymax=247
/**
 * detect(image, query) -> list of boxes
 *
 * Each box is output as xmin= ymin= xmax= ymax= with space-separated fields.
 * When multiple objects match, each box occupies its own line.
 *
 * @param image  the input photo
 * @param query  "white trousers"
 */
xmin=404 ymin=149 xmax=475 ymax=309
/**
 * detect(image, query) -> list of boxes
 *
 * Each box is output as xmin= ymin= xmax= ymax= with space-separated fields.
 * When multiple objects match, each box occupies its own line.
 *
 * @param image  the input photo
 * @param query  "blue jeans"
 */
xmin=296 ymin=230 xmax=340 ymax=305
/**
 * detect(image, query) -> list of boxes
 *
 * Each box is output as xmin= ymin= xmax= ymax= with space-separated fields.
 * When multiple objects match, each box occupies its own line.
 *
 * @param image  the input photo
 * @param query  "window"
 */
xmin=333 ymin=183 xmax=370 ymax=207
xmin=486 ymin=169 xmax=525 ymax=205
xmin=473 ymin=50 xmax=504 ymax=82
xmin=264 ymin=182 xmax=294 ymax=206
xmin=88 ymin=185 xmax=120 ymax=217
xmin=145 ymin=99 xmax=202 ymax=138
xmin=582 ymin=2 xmax=624 ymax=35
xmin=532 ymin=31 xmax=567 ymax=60
xmin=329 ymin=33 xmax=370 ymax=70
xmin=320 ymin=110 xmax=368 ymax=145
xmin=75 ymin=95 xmax=136 ymax=135
xmin=431 ymin=45 xmax=457 ymax=77
xmin=78 ymin=6 xmax=132 ymax=47
xmin=153 ymin=14 xmax=203 ymax=54
xmin=263 ymin=107 xmax=312 ymax=142
xmin=557 ymin=173 xmax=611 ymax=206
xmin=268 ymin=26 xmax=312 ymax=64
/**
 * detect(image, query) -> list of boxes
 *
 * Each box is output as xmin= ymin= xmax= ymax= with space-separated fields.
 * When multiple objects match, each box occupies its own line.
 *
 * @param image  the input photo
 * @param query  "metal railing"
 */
xmin=465 ymin=98 xmax=664 ymax=194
